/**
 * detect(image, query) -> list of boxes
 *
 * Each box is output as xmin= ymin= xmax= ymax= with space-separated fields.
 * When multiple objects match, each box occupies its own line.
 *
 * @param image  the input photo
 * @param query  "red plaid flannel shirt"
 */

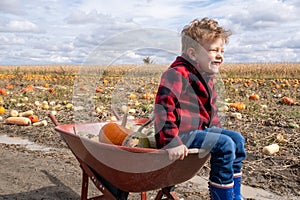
xmin=154 ymin=55 xmax=221 ymax=148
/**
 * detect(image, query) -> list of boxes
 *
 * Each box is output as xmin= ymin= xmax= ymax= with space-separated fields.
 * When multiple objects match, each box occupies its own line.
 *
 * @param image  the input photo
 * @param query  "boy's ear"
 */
xmin=187 ymin=48 xmax=196 ymax=61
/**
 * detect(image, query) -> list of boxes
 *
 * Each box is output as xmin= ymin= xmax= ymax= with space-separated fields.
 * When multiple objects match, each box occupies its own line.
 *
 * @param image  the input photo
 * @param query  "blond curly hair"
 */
xmin=181 ymin=17 xmax=231 ymax=53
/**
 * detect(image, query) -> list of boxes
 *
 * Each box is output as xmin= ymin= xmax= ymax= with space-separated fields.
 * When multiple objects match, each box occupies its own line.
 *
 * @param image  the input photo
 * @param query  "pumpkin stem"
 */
xmin=121 ymin=112 xmax=128 ymax=127
xmin=137 ymin=112 xmax=155 ymax=133
xmin=111 ymin=109 xmax=121 ymax=120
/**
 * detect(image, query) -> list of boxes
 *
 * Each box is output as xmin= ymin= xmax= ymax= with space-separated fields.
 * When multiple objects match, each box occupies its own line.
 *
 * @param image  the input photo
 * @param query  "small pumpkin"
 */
xmin=0 ymin=106 xmax=5 ymax=115
xmin=95 ymin=88 xmax=103 ymax=93
xmin=122 ymin=132 xmax=150 ymax=148
xmin=48 ymin=88 xmax=55 ymax=93
xmin=128 ymin=93 xmax=137 ymax=99
xmin=27 ymin=85 xmax=34 ymax=91
xmin=230 ymin=102 xmax=246 ymax=111
xmin=249 ymin=94 xmax=260 ymax=101
xmin=0 ymin=88 xmax=7 ymax=96
xmin=29 ymin=115 xmax=39 ymax=123
xmin=282 ymin=97 xmax=294 ymax=105
xmin=99 ymin=122 xmax=133 ymax=145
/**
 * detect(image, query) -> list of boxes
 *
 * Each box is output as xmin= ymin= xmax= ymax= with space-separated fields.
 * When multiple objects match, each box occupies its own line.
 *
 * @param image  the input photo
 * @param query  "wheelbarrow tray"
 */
xmin=54 ymin=121 xmax=210 ymax=198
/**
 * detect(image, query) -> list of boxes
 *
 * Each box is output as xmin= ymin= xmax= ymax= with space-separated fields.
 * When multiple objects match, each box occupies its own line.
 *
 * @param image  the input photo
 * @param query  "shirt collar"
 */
xmin=179 ymin=54 xmax=215 ymax=79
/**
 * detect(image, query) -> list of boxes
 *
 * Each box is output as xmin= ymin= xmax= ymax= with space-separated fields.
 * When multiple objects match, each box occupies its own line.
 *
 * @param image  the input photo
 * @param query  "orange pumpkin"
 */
xmin=29 ymin=115 xmax=39 ymax=123
xmin=230 ymin=102 xmax=246 ymax=111
xmin=249 ymin=94 xmax=260 ymax=101
xmin=128 ymin=93 xmax=137 ymax=99
xmin=0 ymin=88 xmax=7 ymax=95
xmin=99 ymin=123 xmax=133 ymax=145
xmin=282 ymin=97 xmax=294 ymax=105
xmin=95 ymin=88 xmax=103 ymax=93
xmin=27 ymin=85 xmax=34 ymax=92
xmin=48 ymin=88 xmax=55 ymax=93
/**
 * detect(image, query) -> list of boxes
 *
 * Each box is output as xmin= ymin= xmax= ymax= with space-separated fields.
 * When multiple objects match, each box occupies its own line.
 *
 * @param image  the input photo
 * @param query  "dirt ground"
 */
xmin=0 ymin=106 xmax=299 ymax=200
xmin=0 ymin=145 xmax=211 ymax=200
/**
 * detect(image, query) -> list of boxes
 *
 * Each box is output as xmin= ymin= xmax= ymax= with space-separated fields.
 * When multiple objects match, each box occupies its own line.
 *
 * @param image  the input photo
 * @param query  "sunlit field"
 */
xmin=0 ymin=62 xmax=299 ymax=197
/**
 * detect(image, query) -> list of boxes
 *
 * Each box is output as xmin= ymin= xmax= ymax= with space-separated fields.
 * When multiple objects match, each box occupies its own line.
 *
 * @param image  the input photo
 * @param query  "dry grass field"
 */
xmin=1 ymin=62 xmax=299 ymax=78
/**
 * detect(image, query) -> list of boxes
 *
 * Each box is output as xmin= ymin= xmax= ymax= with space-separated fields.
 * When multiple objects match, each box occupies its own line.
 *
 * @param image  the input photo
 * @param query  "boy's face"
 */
xmin=188 ymin=37 xmax=225 ymax=74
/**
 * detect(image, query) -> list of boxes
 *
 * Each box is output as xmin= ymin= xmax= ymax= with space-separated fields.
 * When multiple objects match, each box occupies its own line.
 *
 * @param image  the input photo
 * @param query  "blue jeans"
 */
xmin=180 ymin=127 xmax=246 ymax=185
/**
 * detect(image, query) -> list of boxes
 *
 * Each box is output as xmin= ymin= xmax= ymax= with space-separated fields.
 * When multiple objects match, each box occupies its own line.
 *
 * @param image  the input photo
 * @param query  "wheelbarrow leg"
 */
xmin=141 ymin=192 xmax=147 ymax=200
xmin=154 ymin=186 xmax=179 ymax=200
xmin=80 ymin=163 xmax=117 ymax=200
xmin=81 ymin=169 xmax=89 ymax=200
xmin=154 ymin=190 xmax=164 ymax=200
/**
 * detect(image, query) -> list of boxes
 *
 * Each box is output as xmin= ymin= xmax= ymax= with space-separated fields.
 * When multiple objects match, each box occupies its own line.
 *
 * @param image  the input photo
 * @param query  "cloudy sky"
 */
xmin=0 ymin=0 xmax=299 ymax=65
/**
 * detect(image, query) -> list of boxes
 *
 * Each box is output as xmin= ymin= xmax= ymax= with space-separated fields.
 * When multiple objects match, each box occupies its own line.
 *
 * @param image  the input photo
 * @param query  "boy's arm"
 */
xmin=154 ymin=68 xmax=185 ymax=149
xmin=166 ymin=144 xmax=188 ymax=161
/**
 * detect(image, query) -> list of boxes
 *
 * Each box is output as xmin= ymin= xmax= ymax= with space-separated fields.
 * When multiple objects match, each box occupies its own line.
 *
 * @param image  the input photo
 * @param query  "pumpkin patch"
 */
xmin=0 ymin=64 xmax=298 ymax=197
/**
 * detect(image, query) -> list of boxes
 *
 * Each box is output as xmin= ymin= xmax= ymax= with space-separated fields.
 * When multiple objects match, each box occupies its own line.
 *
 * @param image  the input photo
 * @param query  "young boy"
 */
xmin=154 ymin=18 xmax=246 ymax=200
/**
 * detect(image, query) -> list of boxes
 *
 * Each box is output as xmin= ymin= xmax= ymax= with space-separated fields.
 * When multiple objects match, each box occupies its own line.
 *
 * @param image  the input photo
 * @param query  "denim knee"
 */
xmin=218 ymin=129 xmax=246 ymax=174
xmin=210 ymin=135 xmax=236 ymax=184
xmin=211 ymin=134 xmax=236 ymax=160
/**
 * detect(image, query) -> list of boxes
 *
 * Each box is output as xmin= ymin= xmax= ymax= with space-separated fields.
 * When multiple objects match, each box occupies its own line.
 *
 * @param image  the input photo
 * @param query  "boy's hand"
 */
xmin=166 ymin=144 xmax=188 ymax=161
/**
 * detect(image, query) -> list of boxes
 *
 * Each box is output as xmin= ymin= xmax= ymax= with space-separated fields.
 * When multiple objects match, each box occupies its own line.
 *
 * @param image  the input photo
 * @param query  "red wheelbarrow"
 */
xmin=49 ymin=114 xmax=210 ymax=200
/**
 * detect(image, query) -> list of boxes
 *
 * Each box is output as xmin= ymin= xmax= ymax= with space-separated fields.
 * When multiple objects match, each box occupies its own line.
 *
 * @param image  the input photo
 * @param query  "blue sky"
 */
xmin=0 ymin=0 xmax=299 ymax=65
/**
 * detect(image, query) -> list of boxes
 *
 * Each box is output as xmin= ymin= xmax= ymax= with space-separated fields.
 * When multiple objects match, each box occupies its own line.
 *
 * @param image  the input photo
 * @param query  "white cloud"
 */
xmin=66 ymin=10 xmax=114 ymax=24
xmin=226 ymin=0 xmax=297 ymax=31
xmin=82 ymin=28 xmax=180 ymax=65
xmin=78 ymin=0 xmax=184 ymax=27
xmin=0 ymin=20 xmax=41 ymax=33
xmin=31 ymin=54 xmax=72 ymax=63
xmin=0 ymin=0 xmax=299 ymax=65
xmin=0 ymin=34 xmax=25 ymax=45
xmin=0 ymin=0 xmax=23 ymax=15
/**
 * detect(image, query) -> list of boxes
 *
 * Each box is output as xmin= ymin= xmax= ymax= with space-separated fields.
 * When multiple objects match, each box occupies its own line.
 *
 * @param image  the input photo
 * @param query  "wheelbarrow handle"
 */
xmin=48 ymin=113 xmax=59 ymax=126
xmin=188 ymin=148 xmax=207 ymax=154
